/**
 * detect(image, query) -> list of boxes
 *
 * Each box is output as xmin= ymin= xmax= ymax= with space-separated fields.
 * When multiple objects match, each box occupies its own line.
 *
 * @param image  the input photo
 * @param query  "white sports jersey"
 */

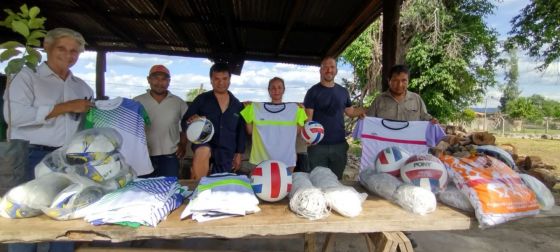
xmin=354 ymin=117 xmax=445 ymax=172
xmin=86 ymin=97 xmax=153 ymax=176
xmin=77 ymin=177 xmax=183 ymax=227
xmin=240 ymin=102 xmax=306 ymax=166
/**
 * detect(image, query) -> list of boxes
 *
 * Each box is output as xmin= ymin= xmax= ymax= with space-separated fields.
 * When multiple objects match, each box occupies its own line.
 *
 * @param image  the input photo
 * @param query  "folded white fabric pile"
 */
xmin=181 ymin=173 xmax=260 ymax=222
xmin=76 ymin=177 xmax=184 ymax=227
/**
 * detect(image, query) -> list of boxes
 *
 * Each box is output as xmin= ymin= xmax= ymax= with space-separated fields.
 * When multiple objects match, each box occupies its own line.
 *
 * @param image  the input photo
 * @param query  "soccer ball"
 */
xmin=301 ymin=121 xmax=324 ymax=145
xmin=374 ymin=146 xmax=411 ymax=176
xmin=401 ymin=154 xmax=448 ymax=193
xmin=187 ymin=118 xmax=215 ymax=144
xmin=65 ymin=130 xmax=120 ymax=165
xmin=76 ymin=154 xmax=125 ymax=182
xmin=251 ymin=160 xmax=292 ymax=202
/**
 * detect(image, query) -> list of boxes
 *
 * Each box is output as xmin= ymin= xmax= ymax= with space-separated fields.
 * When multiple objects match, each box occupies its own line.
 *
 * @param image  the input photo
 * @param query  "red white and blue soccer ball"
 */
xmin=374 ymin=146 xmax=411 ymax=176
xmin=250 ymin=160 xmax=292 ymax=202
xmin=301 ymin=121 xmax=324 ymax=145
xmin=400 ymin=154 xmax=448 ymax=193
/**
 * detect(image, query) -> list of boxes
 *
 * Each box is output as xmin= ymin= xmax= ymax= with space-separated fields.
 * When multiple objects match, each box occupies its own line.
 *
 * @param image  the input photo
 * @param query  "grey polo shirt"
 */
xmin=366 ymin=91 xmax=432 ymax=121
xmin=134 ymin=91 xmax=187 ymax=156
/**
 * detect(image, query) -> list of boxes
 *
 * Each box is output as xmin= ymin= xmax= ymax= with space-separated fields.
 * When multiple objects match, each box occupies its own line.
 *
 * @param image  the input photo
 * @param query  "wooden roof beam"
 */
xmin=79 ymin=1 xmax=143 ymax=49
xmin=276 ymin=0 xmax=305 ymax=55
xmin=214 ymin=0 xmax=243 ymax=74
xmin=326 ymin=0 xmax=383 ymax=57
xmin=149 ymin=0 xmax=195 ymax=52
xmin=381 ymin=0 xmax=403 ymax=91
xmin=216 ymin=0 xmax=239 ymax=53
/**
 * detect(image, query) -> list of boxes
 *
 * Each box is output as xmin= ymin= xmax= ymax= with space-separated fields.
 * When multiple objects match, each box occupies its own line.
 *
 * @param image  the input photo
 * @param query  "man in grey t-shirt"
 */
xmin=367 ymin=65 xmax=437 ymax=123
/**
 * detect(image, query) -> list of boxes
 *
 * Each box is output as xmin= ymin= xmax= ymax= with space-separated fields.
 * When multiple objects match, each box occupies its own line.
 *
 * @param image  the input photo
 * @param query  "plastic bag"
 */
xmin=437 ymin=183 xmax=474 ymax=212
xmin=63 ymin=128 xmax=122 ymax=166
xmin=440 ymin=154 xmax=539 ymax=228
xmin=42 ymin=183 xmax=105 ymax=220
xmin=0 ymin=173 xmax=73 ymax=218
xmin=519 ymin=174 xmax=555 ymax=211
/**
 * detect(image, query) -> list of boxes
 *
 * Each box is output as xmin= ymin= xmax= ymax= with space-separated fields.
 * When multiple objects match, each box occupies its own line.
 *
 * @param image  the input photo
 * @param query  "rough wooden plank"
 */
xmin=321 ymin=233 xmax=334 ymax=252
xmin=394 ymin=232 xmax=414 ymax=252
xmin=304 ymin=233 xmax=316 ymax=252
xmin=1 ymin=181 xmax=558 ymax=243
xmin=364 ymin=233 xmax=376 ymax=252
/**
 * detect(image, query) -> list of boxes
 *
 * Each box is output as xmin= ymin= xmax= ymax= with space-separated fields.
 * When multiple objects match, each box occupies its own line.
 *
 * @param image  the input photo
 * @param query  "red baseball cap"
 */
xmin=149 ymin=65 xmax=170 ymax=77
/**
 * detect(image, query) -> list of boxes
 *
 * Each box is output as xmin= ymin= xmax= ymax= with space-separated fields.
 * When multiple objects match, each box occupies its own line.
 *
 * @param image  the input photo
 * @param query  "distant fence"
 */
xmin=460 ymin=115 xmax=560 ymax=139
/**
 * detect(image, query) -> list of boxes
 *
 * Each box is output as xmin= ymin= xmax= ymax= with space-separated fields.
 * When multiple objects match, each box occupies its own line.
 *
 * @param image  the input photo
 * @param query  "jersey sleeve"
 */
xmin=84 ymin=109 xmax=95 ymax=129
xmin=139 ymin=104 xmax=151 ymax=127
xmin=295 ymin=106 xmax=307 ymax=126
xmin=240 ymin=103 xmax=254 ymax=124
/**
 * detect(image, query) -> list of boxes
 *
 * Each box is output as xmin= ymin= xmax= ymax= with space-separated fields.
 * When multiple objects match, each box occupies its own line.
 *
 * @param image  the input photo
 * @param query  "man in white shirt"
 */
xmin=3 ymin=27 xmax=93 ymax=252
xmin=134 ymin=65 xmax=188 ymax=178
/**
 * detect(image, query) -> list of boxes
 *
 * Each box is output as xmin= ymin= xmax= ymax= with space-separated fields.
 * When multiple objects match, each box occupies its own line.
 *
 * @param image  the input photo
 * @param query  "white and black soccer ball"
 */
xmin=187 ymin=118 xmax=215 ymax=144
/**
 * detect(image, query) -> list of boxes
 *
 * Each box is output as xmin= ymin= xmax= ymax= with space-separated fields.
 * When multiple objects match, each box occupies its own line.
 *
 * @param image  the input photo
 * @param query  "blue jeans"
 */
xmin=142 ymin=154 xmax=179 ymax=178
xmin=8 ymin=145 xmax=74 ymax=252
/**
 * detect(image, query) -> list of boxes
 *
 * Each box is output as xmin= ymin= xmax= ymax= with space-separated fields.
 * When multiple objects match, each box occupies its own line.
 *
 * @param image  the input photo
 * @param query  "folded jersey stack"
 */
xmin=181 ymin=173 xmax=260 ymax=222
xmin=76 ymin=177 xmax=184 ymax=227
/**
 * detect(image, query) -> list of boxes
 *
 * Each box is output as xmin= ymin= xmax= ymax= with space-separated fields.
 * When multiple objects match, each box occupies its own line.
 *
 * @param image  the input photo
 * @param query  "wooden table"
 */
xmin=1 ymin=181 xmax=559 ymax=252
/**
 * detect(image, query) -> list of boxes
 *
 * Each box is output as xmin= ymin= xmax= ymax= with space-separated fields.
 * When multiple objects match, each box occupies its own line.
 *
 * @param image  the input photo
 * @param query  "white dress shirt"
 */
xmin=3 ymin=62 xmax=94 ymax=147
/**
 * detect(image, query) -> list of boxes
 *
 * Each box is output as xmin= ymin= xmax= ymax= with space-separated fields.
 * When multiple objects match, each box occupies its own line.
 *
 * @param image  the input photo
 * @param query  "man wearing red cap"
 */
xmin=134 ymin=65 xmax=188 ymax=178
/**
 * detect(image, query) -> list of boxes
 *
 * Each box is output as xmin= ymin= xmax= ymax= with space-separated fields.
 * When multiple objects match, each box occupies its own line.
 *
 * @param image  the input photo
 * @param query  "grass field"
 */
xmin=495 ymin=137 xmax=560 ymax=167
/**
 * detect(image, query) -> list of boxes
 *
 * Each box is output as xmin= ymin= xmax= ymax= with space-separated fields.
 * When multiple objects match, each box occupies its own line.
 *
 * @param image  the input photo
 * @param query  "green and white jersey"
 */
xmin=86 ymin=97 xmax=153 ymax=176
xmin=241 ymin=102 xmax=307 ymax=166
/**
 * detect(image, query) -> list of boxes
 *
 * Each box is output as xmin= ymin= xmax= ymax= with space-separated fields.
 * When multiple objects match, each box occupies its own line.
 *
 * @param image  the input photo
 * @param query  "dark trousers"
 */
xmin=141 ymin=154 xmax=180 ymax=178
xmin=307 ymin=142 xmax=349 ymax=179
xmin=8 ymin=145 xmax=74 ymax=252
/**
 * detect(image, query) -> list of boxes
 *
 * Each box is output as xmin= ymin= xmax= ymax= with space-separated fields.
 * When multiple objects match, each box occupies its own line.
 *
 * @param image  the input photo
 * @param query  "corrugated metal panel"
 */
xmin=0 ymin=0 xmax=383 ymax=67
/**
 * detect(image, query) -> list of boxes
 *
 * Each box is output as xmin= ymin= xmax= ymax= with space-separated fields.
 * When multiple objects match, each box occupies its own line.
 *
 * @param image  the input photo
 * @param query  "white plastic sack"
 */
xmin=520 ymin=174 xmax=555 ymax=211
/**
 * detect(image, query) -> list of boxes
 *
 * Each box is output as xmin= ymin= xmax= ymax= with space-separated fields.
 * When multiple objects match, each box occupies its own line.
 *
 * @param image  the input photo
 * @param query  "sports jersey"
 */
xmin=85 ymin=97 xmax=153 ymax=176
xmin=181 ymin=173 xmax=260 ymax=222
xmin=353 ymin=117 xmax=445 ymax=172
xmin=76 ymin=177 xmax=183 ymax=227
xmin=240 ymin=102 xmax=307 ymax=166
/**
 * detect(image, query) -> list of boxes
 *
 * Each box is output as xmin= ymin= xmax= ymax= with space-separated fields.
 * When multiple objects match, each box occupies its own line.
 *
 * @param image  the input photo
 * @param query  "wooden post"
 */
xmin=304 ymin=233 xmax=316 ymax=252
xmin=381 ymin=0 xmax=403 ymax=92
xmin=96 ymin=50 xmax=106 ymax=99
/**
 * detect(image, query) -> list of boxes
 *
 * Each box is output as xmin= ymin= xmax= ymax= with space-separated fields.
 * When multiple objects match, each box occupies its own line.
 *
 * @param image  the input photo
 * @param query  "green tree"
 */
xmin=341 ymin=0 xmax=500 ymax=123
xmin=505 ymin=97 xmax=540 ymax=120
xmin=457 ymin=108 xmax=477 ymax=125
xmin=341 ymin=22 xmax=382 ymax=107
xmin=403 ymin=0 xmax=499 ymax=122
xmin=528 ymin=94 xmax=560 ymax=119
xmin=185 ymin=87 xmax=206 ymax=102
xmin=0 ymin=4 xmax=46 ymax=75
xmin=499 ymin=45 xmax=521 ymax=111
xmin=0 ymin=4 xmax=46 ymax=141
xmin=509 ymin=0 xmax=560 ymax=70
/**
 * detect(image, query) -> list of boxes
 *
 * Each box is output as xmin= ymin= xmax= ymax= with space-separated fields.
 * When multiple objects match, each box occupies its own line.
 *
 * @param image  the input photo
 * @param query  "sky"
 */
xmin=1 ymin=0 xmax=558 ymax=107
xmin=483 ymin=0 xmax=560 ymax=106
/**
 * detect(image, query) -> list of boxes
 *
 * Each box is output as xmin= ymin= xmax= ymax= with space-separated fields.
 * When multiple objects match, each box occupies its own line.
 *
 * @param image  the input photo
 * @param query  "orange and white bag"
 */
xmin=440 ymin=154 xmax=539 ymax=228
